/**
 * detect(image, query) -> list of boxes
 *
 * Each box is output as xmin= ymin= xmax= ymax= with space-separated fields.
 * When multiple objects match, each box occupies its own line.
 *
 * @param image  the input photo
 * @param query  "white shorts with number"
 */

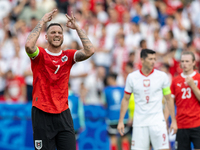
xmin=131 ymin=122 xmax=169 ymax=150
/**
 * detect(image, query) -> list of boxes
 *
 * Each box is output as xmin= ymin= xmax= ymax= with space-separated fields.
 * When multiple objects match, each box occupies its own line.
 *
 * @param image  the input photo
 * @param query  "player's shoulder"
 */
xmin=153 ymin=69 xmax=168 ymax=79
xmin=194 ymin=71 xmax=200 ymax=78
xmin=62 ymin=49 xmax=77 ymax=54
xmin=38 ymin=46 xmax=45 ymax=52
xmin=171 ymin=74 xmax=182 ymax=83
xmin=128 ymin=70 xmax=140 ymax=77
xmin=154 ymin=69 xmax=167 ymax=75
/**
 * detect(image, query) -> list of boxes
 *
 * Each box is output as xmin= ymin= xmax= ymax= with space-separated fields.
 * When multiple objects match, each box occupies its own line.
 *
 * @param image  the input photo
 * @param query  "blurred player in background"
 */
xmin=104 ymin=73 xmax=130 ymax=150
xmin=68 ymin=83 xmax=85 ymax=150
xmin=170 ymin=51 xmax=200 ymax=150
xmin=25 ymin=9 xmax=95 ymax=150
xmin=117 ymin=49 xmax=177 ymax=150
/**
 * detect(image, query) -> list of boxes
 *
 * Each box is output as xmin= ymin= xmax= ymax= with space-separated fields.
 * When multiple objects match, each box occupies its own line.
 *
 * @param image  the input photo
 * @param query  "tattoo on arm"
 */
xmin=76 ymin=29 xmax=94 ymax=59
xmin=76 ymin=51 xmax=87 ymax=61
xmin=26 ymin=20 xmax=44 ymax=52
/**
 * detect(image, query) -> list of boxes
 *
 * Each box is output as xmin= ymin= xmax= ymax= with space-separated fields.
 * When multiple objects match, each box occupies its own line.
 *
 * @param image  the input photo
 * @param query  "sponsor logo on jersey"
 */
xmin=35 ymin=140 xmax=42 ymax=150
xmin=143 ymin=79 xmax=150 ymax=87
xmin=53 ymin=60 xmax=58 ymax=63
xmin=61 ymin=55 xmax=68 ymax=62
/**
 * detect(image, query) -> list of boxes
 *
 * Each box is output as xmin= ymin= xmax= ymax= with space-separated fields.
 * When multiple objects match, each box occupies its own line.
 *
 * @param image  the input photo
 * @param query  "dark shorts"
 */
xmin=175 ymin=126 xmax=200 ymax=150
xmin=32 ymin=106 xmax=76 ymax=150
xmin=107 ymin=124 xmax=130 ymax=136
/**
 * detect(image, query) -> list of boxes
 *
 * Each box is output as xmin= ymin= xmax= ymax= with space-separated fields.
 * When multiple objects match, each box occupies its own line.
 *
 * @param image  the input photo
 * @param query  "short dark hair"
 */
xmin=46 ymin=23 xmax=63 ymax=31
xmin=140 ymin=49 xmax=156 ymax=59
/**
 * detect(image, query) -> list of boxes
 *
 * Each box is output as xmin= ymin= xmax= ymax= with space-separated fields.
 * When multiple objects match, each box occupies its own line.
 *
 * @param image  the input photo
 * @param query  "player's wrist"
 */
xmin=75 ymin=26 xmax=81 ymax=31
xmin=118 ymin=119 xmax=124 ymax=123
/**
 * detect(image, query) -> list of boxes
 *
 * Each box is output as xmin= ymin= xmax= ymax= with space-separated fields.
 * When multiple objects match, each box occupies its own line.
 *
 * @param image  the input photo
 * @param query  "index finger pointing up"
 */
xmin=71 ymin=11 xmax=74 ymax=19
xmin=51 ymin=9 xmax=57 ymax=15
xmin=65 ymin=14 xmax=72 ymax=20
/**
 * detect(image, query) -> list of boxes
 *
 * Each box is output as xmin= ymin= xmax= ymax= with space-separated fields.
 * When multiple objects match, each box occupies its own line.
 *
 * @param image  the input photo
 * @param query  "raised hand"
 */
xmin=65 ymin=12 xmax=79 ymax=30
xmin=41 ymin=9 xmax=57 ymax=23
xmin=185 ymin=76 xmax=195 ymax=87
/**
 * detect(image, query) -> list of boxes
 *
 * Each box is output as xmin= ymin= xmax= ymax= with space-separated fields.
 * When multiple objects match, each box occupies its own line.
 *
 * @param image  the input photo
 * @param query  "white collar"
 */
xmin=45 ymin=48 xmax=62 ymax=56
xmin=181 ymin=71 xmax=196 ymax=78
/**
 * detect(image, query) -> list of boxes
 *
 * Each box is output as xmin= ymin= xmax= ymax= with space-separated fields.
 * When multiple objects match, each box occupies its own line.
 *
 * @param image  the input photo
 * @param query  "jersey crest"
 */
xmin=35 ymin=140 xmax=42 ymax=150
xmin=143 ymin=79 xmax=150 ymax=87
xmin=61 ymin=55 xmax=68 ymax=62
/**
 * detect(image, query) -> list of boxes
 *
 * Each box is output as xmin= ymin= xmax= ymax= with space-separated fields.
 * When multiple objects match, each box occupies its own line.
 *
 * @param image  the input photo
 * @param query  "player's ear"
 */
xmin=45 ymin=34 xmax=48 ymax=41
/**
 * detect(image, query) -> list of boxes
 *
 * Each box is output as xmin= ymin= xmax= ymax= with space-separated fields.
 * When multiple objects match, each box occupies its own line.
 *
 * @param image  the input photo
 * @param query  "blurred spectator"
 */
xmin=94 ymin=2 xmax=108 ymax=24
xmin=163 ymin=46 xmax=182 ymax=77
xmin=0 ymin=53 xmax=8 ymax=100
xmin=125 ymin=22 xmax=142 ymax=52
xmin=70 ymin=41 xmax=92 ymax=94
xmin=68 ymin=83 xmax=85 ymax=150
xmin=106 ymin=7 xmax=120 ymax=40
xmin=141 ymin=0 xmax=158 ymax=19
xmin=130 ymin=2 xmax=143 ymax=24
xmin=14 ymin=20 xmax=30 ymax=48
xmin=18 ymin=0 xmax=46 ymax=26
xmin=82 ymin=65 xmax=106 ymax=105
xmin=8 ymin=36 xmax=27 ymax=76
xmin=139 ymin=14 xmax=159 ymax=39
xmin=147 ymin=29 xmax=167 ymax=58
xmin=4 ymin=70 xmax=26 ymax=103
xmin=0 ymin=29 xmax=15 ymax=63
xmin=111 ymin=33 xmax=129 ymax=74
xmin=37 ymin=0 xmax=57 ymax=13
xmin=23 ymin=60 xmax=33 ymax=101
xmin=0 ymin=0 xmax=12 ymax=22
xmin=164 ymin=0 xmax=183 ymax=15
xmin=104 ymin=73 xmax=130 ymax=150
xmin=93 ymin=25 xmax=113 ymax=75
xmin=193 ymin=26 xmax=200 ymax=51
xmin=157 ymin=1 xmax=168 ymax=26
xmin=186 ymin=42 xmax=200 ymax=70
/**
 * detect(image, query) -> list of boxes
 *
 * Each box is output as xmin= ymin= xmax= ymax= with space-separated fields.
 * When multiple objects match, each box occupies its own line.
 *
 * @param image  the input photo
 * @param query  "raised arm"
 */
xmin=25 ymin=9 xmax=57 ymax=54
xmin=65 ymin=12 xmax=95 ymax=62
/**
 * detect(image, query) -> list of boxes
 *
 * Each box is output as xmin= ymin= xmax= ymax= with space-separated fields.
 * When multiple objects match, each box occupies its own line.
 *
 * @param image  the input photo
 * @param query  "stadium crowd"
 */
xmin=0 ymin=0 xmax=200 ymax=149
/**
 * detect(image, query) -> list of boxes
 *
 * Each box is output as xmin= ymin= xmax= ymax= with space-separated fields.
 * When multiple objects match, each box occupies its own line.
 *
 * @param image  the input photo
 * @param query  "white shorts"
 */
xmin=131 ymin=122 xmax=169 ymax=150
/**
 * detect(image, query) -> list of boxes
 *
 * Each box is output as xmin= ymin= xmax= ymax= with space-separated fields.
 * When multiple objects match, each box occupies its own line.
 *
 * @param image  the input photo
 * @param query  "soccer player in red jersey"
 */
xmin=170 ymin=51 xmax=200 ymax=150
xmin=25 ymin=9 xmax=95 ymax=150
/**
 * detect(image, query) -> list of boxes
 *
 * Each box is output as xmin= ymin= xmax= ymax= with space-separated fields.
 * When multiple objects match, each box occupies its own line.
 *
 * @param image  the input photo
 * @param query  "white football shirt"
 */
xmin=125 ymin=69 xmax=170 ymax=126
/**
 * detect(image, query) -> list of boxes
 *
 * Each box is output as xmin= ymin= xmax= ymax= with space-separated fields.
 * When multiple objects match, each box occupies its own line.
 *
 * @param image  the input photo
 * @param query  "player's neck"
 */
xmin=141 ymin=67 xmax=153 ymax=76
xmin=183 ymin=69 xmax=194 ymax=76
xmin=47 ymin=45 xmax=62 ymax=54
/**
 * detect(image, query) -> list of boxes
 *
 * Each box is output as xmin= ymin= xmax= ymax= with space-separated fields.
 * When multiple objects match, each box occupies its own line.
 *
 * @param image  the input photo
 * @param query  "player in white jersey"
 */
xmin=117 ymin=49 xmax=177 ymax=150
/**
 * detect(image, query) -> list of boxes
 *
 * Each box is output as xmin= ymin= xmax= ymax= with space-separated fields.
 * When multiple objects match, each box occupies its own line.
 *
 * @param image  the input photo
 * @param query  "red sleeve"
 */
xmin=30 ymin=46 xmax=44 ymax=63
xmin=64 ymin=49 xmax=77 ymax=64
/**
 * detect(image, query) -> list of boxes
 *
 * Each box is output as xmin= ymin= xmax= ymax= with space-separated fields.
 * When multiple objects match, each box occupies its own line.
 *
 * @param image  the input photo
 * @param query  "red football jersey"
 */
xmin=31 ymin=47 xmax=77 ymax=113
xmin=171 ymin=71 xmax=200 ymax=129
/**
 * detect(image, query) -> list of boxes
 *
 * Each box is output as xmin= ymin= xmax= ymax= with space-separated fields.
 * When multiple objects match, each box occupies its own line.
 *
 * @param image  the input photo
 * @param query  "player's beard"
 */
xmin=48 ymin=39 xmax=63 ymax=48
